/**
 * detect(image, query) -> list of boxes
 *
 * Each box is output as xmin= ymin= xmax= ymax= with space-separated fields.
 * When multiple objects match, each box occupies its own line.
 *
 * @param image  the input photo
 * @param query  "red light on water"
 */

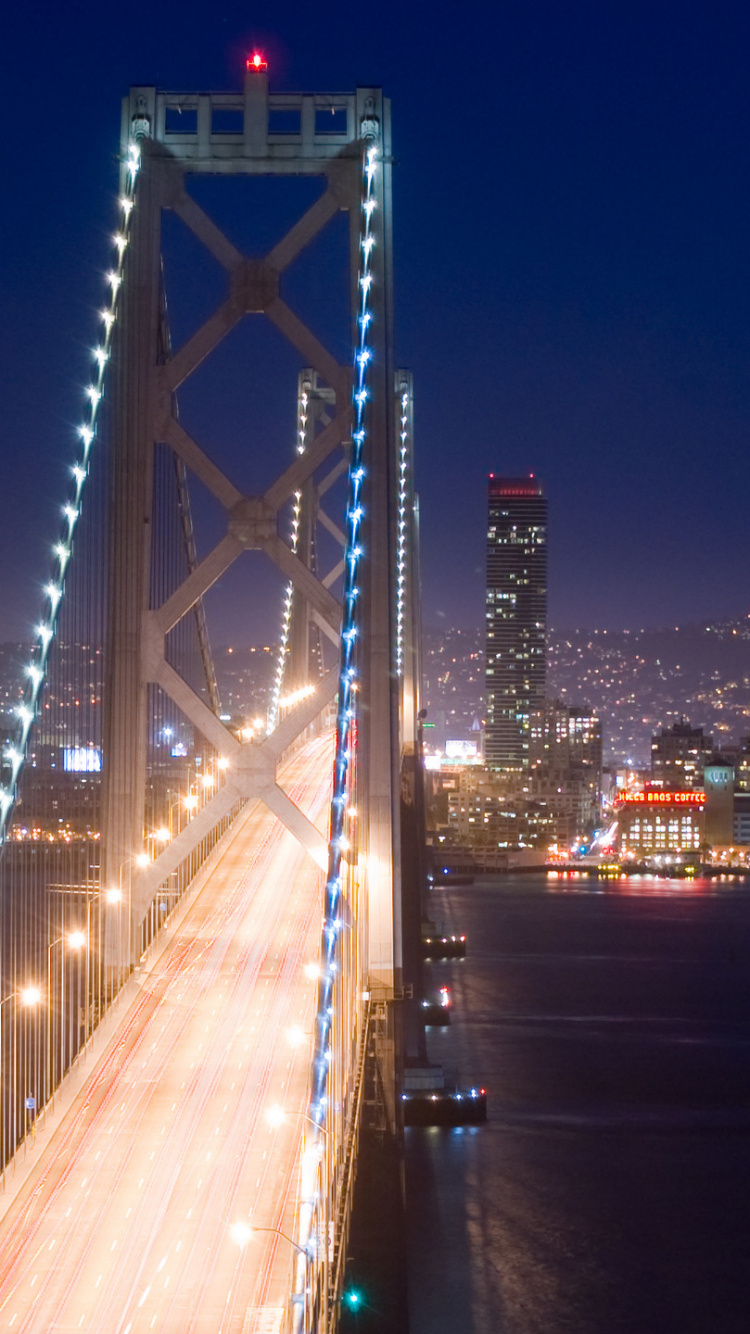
xmin=246 ymin=52 xmax=268 ymax=72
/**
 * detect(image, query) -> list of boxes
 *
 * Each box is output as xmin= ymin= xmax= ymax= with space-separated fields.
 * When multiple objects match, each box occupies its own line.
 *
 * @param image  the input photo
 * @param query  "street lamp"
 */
xmin=230 ymin=1221 xmax=309 ymax=1258
xmin=264 ymin=1104 xmax=330 ymax=1281
xmin=265 ymin=1104 xmax=328 ymax=1139
xmin=0 ymin=987 xmax=40 ymax=1189
xmin=47 ymin=932 xmax=85 ymax=1109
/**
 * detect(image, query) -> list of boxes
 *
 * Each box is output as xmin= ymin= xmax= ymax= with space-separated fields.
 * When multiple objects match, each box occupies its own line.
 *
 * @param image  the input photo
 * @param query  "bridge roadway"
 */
xmin=0 ymin=733 xmax=334 ymax=1334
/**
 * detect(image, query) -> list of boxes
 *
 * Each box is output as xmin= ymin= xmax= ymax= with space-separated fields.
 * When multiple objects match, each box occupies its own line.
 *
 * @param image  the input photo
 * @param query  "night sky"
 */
xmin=1 ymin=1 xmax=748 ymax=645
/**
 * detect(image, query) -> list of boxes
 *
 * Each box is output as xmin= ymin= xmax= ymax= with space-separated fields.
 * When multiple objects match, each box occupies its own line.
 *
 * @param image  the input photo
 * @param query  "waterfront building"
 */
xmin=733 ymin=792 xmax=750 ymax=845
xmin=426 ymin=764 xmax=556 ymax=857
xmin=702 ymin=758 xmax=735 ymax=846
xmin=616 ymin=788 xmax=705 ymax=856
xmin=485 ymin=476 xmax=547 ymax=772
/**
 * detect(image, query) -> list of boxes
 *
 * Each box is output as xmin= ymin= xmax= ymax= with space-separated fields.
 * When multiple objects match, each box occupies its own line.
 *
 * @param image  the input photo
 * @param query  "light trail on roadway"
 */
xmin=0 ymin=734 xmax=334 ymax=1334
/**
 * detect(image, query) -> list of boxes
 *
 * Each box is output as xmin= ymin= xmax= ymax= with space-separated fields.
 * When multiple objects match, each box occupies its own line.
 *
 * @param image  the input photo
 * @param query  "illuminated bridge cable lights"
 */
xmin=395 ymin=384 xmax=411 ymax=676
xmin=295 ymin=137 xmax=379 ymax=1316
xmin=268 ymin=387 xmax=310 ymax=733
xmin=0 ymin=140 xmax=142 ymax=844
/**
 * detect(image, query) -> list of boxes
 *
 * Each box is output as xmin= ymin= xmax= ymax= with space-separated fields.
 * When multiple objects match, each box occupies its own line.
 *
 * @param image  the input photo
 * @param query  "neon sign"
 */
xmin=618 ymin=791 xmax=705 ymax=806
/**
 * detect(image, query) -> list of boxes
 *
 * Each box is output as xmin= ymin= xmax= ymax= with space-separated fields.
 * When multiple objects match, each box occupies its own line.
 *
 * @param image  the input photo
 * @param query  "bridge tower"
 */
xmin=95 ymin=62 xmax=412 ymax=1326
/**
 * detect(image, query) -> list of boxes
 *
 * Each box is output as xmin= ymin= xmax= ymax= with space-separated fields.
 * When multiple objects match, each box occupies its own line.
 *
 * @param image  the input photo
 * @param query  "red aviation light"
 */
xmin=246 ymin=52 xmax=268 ymax=72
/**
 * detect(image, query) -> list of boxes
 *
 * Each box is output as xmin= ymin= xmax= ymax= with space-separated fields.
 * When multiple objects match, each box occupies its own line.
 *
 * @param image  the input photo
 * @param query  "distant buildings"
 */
xmin=425 ymin=477 xmax=605 ymax=862
xmin=529 ymin=699 xmax=603 ymax=836
xmin=426 ymin=700 xmax=604 ymax=860
xmin=485 ymin=476 xmax=547 ymax=771
xmin=615 ymin=720 xmax=750 ymax=858
xmin=650 ymin=719 xmax=713 ymax=789
xmin=426 ymin=764 xmax=557 ymax=862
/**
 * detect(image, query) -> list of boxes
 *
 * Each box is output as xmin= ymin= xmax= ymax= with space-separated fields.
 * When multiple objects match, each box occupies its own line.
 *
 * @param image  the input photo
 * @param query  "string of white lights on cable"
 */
xmin=267 ymin=384 xmax=310 ymax=733
xmin=0 ymin=141 xmax=142 ymax=844
xmin=293 ymin=137 xmax=379 ymax=1307
xmin=395 ymin=383 xmax=411 ymax=675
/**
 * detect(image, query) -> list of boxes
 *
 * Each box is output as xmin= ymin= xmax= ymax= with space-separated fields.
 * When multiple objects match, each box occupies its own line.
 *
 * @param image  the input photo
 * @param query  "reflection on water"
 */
xmin=545 ymin=872 xmax=731 ymax=896
xmin=406 ymin=874 xmax=750 ymax=1334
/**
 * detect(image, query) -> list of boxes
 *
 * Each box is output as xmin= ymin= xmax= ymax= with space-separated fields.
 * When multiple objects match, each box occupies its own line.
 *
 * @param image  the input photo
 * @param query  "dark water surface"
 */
xmin=406 ymin=874 xmax=750 ymax=1333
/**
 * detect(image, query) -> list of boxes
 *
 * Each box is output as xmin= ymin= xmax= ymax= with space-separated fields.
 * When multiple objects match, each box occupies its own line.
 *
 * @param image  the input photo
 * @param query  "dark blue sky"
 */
xmin=1 ymin=1 xmax=748 ymax=643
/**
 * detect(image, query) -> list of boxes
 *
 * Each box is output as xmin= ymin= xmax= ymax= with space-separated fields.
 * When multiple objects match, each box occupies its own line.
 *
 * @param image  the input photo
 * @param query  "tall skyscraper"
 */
xmin=485 ymin=475 xmax=547 ymax=770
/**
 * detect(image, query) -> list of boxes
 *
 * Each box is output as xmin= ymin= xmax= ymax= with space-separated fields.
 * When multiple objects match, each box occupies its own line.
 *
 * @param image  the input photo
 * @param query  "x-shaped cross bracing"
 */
xmin=132 ymin=174 xmax=356 ymax=919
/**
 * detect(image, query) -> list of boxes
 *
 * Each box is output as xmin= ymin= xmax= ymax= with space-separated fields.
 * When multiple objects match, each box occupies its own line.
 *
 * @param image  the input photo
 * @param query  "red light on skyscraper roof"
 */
xmin=246 ymin=52 xmax=268 ymax=72
xmin=488 ymin=475 xmax=544 ymax=497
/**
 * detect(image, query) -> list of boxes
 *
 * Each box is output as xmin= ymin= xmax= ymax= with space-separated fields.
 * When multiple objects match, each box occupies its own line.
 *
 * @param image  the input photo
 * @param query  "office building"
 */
xmin=651 ymin=719 xmax=713 ymax=789
xmin=485 ymin=476 xmax=547 ymax=770
xmin=529 ymin=698 xmax=603 ymax=834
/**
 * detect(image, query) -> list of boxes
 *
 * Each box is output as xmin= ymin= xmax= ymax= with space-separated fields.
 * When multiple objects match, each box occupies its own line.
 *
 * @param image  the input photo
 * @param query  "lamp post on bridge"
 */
xmin=47 ymin=932 xmax=85 ymax=1110
xmin=231 ymin=1221 xmax=309 ymax=1257
xmin=0 ymin=987 xmax=41 ymax=1190
xmin=266 ymin=1103 xmax=330 ymax=1321
xmin=231 ymin=1220 xmax=312 ymax=1325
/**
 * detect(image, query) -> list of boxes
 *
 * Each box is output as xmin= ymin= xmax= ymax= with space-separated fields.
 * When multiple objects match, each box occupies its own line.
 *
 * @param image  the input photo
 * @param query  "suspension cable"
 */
xmin=292 ymin=134 xmax=380 ymax=1328
xmin=395 ymin=381 xmax=411 ymax=676
xmin=268 ymin=379 xmax=311 ymax=734
xmin=0 ymin=141 xmax=142 ymax=844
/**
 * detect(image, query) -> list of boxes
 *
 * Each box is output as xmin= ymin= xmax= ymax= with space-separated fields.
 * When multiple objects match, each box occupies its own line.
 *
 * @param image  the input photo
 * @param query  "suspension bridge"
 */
xmin=0 ymin=59 xmax=424 ymax=1333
